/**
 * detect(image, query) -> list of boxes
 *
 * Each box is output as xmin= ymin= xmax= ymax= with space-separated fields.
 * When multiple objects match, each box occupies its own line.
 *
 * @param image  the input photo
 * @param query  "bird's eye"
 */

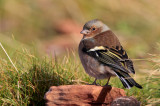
xmin=92 ymin=27 xmax=96 ymax=31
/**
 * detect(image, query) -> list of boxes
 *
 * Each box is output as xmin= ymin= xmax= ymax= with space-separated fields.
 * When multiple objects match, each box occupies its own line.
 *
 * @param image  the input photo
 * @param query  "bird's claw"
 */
xmin=86 ymin=82 xmax=100 ymax=86
xmin=103 ymin=84 xmax=112 ymax=87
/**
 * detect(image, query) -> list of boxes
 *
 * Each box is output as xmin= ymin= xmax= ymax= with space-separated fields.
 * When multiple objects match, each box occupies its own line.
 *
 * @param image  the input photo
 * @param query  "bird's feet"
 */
xmin=86 ymin=82 xmax=100 ymax=86
xmin=86 ymin=78 xmax=100 ymax=86
xmin=87 ymin=83 xmax=100 ymax=86
xmin=103 ymin=84 xmax=112 ymax=88
xmin=102 ymin=77 xmax=112 ymax=87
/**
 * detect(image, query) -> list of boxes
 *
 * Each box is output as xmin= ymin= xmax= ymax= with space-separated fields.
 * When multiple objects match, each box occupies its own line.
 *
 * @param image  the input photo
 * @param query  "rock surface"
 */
xmin=44 ymin=85 xmax=126 ymax=106
xmin=111 ymin=96 xmax=140 ymax=106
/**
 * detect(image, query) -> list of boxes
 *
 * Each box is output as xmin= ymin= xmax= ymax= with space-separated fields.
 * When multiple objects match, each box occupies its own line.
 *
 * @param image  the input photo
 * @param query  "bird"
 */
xmin=78 ymin=19 xmax=142 ymax=89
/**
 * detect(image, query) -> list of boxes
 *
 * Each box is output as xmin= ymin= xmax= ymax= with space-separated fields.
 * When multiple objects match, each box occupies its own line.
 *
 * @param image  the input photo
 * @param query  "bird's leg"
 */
xmin=87 ymin=78 xmax=99 ymax=86
xmin=104 ymin=76 xmax=111 ymax=87
xmin=92 ymin=78 xmax=97 ymax=85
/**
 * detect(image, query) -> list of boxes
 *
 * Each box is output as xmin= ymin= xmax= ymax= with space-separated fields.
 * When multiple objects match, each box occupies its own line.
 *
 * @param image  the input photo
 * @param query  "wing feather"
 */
xmin=82 ymin=46 xmax=142 ymax=89
xmin=83 ymin=46 xmax=135 ymax=74
xmin=85 ymin=47 xmax=129 ymax=73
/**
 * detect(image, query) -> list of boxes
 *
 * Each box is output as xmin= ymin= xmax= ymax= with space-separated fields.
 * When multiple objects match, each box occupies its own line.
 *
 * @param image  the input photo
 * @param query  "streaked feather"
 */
xmin=86 ymin=46 xmax=135 ymax=74
xmin=82 ymin=46 xmax=142 ymax=89
xmin=110 ymin=46 xmax=135 ymax=74
xmin=114 ymin=70 xmax=142 ymax=89
xmin=85 ymin=47 xmax=130 ymax=73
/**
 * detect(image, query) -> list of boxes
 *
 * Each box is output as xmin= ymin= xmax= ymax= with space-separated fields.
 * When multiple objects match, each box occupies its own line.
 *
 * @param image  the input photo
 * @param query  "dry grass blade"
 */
xmin=0 ymin=42 xmax=19 ymax=73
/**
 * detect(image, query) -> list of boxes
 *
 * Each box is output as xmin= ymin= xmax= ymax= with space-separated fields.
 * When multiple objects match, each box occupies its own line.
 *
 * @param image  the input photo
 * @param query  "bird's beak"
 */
xmin=80 ymin=29 xmax=90 ymax=35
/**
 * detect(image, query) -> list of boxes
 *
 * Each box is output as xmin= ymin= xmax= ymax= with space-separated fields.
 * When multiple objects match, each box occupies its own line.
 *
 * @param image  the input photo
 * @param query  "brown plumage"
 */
xmin=78 ymin=19 xmax=142 ymax=89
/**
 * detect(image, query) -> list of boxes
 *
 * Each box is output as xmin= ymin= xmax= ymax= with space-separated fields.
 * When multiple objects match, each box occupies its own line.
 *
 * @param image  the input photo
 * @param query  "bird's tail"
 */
xmin=114 ymin=70 xmax=142 ymax=89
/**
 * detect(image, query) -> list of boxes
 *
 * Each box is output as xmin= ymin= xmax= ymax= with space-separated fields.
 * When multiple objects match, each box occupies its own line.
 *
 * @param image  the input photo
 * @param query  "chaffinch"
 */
xmin=78 ymin=19 xmax=142 ymax=89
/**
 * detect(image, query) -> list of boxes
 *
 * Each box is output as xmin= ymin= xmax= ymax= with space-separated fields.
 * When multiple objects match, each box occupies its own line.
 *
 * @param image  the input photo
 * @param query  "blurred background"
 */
xmin=0 ymin=0 xmax=160 ymax=105
xmin=1 ymin=0 xmax=160 ymax=82
xmin=1 ymin=0 xmax=160 ymax=57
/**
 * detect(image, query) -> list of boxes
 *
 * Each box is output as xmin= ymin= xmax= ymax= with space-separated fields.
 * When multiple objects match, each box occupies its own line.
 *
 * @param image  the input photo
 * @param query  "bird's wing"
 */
xmin=109 ymin=46 xmax=135 ymax=74
xmin=82 ymin=46 xmax=135 ymax=74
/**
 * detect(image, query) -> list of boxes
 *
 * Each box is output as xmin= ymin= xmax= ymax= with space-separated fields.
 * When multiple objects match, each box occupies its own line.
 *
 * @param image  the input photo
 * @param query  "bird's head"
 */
xmin=80 ymin=19 xmax=110 ymax=39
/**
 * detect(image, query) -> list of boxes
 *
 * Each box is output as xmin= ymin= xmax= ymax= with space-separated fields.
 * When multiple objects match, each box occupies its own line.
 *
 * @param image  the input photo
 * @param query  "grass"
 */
xmin=0 ymin=40 xmax=160 ymax=106
xmin=0 ymin=42 xmax=76 ymax=105
xmin=1 ymin=0 xmax=160 ymax=105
